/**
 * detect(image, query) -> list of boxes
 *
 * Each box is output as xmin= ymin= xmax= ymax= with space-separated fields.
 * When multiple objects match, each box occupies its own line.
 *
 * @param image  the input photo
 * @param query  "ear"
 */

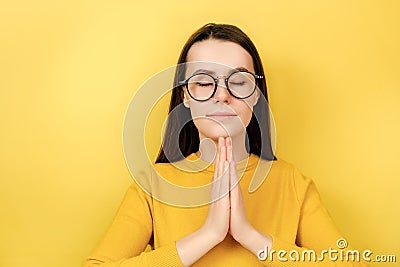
xmin=181 ymin=88 xmax=190 ymax=108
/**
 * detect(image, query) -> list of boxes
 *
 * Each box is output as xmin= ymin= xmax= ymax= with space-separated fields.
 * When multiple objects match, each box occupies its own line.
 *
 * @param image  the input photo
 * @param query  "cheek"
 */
xmin=237 ymin=102 xmax=254 ymax=127
xmin=188 ymin=101 xmax=207 ymax=120
xmin=188 ymin=102 xmax=213 ymax=130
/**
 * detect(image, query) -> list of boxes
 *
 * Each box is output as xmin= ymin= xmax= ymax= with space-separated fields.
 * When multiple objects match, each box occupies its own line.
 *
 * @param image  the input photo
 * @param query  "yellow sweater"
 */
xmin=83 ymin=154 xmax=370 ymax=267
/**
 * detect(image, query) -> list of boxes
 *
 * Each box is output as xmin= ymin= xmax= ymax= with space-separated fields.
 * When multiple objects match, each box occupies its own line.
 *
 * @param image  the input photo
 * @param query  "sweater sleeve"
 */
xmin=82 ymin=180 xmax=184 ymax=267
xmin=261 ymin=167 xmax=370 ymax=267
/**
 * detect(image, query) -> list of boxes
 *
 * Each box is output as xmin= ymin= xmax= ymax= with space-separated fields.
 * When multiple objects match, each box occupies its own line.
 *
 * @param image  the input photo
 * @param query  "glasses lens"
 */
xmin=187 ymin=74 xmax=215 ymax=101
xmin=227 ymin=72 xmax=256 ymax=98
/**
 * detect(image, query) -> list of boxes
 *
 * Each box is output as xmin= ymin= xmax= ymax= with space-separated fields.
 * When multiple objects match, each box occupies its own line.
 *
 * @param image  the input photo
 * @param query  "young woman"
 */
xmin=83 ymin=24 xmax=369 ymax=266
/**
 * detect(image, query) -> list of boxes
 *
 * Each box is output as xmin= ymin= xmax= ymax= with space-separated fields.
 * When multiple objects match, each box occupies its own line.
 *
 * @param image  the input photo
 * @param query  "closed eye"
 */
xmin=229 ymin=81 xmax=246 ymax=86
xmin=196 ymin=82 xmax=214 ymax=87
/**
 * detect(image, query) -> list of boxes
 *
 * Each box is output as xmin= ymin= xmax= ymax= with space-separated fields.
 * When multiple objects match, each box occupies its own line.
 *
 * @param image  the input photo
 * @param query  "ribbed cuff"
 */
xmin=145 ymin=242 xmax=184 ymax=267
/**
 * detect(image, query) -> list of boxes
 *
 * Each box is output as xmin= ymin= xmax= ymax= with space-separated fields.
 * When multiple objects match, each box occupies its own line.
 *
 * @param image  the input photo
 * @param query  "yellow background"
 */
xmin=1 ymin=1 xmax=399 ymax=266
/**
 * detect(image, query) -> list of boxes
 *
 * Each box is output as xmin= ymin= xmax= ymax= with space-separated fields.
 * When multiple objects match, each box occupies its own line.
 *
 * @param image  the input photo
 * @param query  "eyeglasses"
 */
xmin=179 ymin=71 xmax=263 ymax=101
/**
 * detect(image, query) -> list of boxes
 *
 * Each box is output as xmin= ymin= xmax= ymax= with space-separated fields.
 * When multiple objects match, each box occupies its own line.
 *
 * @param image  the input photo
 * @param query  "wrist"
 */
xmin=238 ymin=226 xmax=272 ymax=257
xmin=232 ymin=222 xmax=253 ymax=245
xmin=176 ymin=226 xmax=224 ymax=267
xmin=199 ymin=225 xmax=225 ymax=247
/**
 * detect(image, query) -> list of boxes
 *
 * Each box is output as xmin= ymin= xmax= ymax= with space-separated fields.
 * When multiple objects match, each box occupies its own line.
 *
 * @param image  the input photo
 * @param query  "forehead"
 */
xmin=186 ymin=39 xmax=255 ymax=74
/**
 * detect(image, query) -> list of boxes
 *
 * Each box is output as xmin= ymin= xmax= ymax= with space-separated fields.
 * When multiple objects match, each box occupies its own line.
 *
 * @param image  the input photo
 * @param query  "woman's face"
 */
xmin=183 ymin=39 xmax=259 ymax=141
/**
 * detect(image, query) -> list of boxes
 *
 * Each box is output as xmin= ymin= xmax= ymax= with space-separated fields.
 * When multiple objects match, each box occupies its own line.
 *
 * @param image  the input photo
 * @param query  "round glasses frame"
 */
xmin=179 ymin=70 xmax=263 ymax=102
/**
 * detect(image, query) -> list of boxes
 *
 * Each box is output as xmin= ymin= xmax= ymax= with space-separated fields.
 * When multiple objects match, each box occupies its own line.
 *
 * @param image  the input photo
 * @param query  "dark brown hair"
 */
xmin=156 ymin=23 xmax=276 ymax=163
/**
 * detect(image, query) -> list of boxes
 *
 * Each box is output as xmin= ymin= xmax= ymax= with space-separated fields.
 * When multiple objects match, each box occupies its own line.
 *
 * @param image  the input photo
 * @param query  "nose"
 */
xmin=213 ymin=79 xmax=231 ymax=104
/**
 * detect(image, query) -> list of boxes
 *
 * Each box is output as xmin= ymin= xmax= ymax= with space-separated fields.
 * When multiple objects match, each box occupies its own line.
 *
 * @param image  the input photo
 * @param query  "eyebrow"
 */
xmin=191 ymin=67 xmax=251 ymax=76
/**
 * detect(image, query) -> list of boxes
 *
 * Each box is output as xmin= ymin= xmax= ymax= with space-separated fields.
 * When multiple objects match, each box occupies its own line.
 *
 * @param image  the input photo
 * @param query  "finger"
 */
xmin=215 ymin=137 xmax=226 ymax=200
xmin=218 ymin=144 xmax=227 ymax=198
xmin=211 ymin=138 xmax=223 ymax=203
xmin=217 ymin=137 xmax=227 ymax=177
xmin=229 ymin=160 xmax=239 ymax=186
xmin=220 ymin=137 xmax=227 ymax=180
xmin=229 ymin=160 xmax=241 ymax=203
xmin=220 ymin=137 xmax=226 ymax=162
xmin=218 ymin=139 xmax=226 ymax=179
xmin=220 ymin=160 xmax=230 ymax=200
xmin=226 ymin=137 xmax=232 ymax=163
xmin=213 ymin=137 xmax=221 ymax=180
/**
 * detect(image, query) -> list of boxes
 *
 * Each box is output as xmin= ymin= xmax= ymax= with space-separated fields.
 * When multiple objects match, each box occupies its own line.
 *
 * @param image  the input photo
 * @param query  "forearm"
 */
xmin=176 ymin=226 xmax=221 ymax=267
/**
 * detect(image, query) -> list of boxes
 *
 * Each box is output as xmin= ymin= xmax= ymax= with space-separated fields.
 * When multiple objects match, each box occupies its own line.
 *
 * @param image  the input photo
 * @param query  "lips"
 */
xmin=206 ymin=112 xmax=237 ymax=120
xmin=207 ymin=112 xmax=236 ymax=116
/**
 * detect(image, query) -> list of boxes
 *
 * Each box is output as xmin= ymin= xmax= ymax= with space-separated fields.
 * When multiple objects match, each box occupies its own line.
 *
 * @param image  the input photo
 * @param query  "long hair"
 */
xmin=156 ymin=23 xmax=276 ymax=163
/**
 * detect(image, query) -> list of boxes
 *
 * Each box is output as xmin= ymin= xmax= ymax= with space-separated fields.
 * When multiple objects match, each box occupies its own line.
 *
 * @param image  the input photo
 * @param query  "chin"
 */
xmin=200 ymin=124 xmax=245 ymax=141
xmin=194 ymin=118 xmax=246 ymax=140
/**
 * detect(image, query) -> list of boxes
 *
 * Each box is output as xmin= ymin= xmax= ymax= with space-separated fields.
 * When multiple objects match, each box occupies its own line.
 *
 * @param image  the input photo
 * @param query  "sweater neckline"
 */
xmin=183 ymin=152 xmax=261 ymax=174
